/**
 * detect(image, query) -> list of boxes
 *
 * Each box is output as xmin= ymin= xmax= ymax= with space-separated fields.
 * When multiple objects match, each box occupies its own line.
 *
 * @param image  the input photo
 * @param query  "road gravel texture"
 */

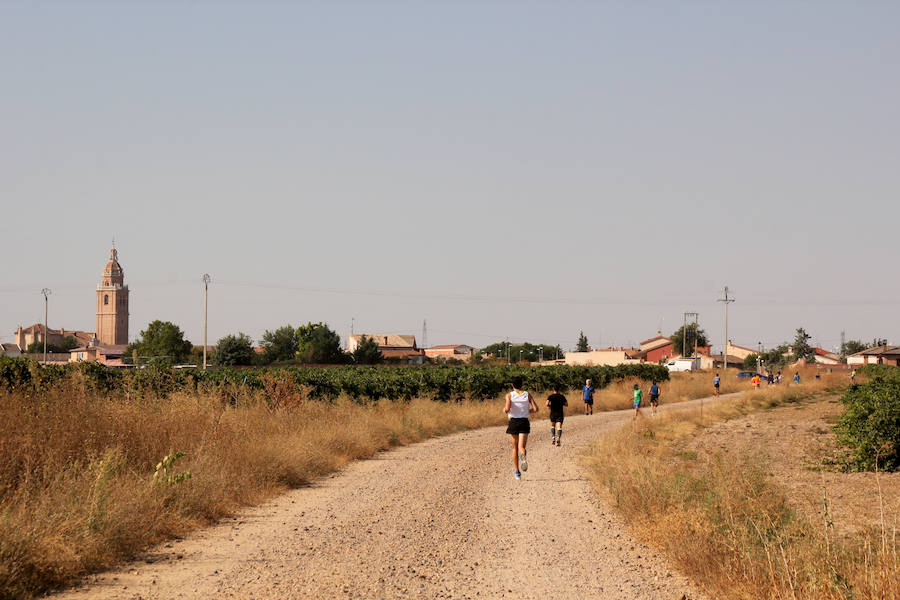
xmin=56 ymin=399 xmax=718 ymax=600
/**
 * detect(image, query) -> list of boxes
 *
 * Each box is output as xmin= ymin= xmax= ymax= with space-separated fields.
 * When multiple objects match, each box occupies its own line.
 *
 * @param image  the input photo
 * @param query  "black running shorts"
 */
xmin=506 ymin=417 xmax=531 ymax=435
xmin=650 ymin=393 xmax=659 ymax=405
xmin=549 ymin=411 xmax=564 ymax=423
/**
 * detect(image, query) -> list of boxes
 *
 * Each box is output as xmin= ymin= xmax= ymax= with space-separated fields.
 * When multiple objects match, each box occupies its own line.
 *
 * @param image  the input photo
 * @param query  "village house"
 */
xmin=69 ymin=341 xmax=128 ymax=367
xmin=725 ymin=342 xmax=758 ymax=361
xmin=347 ymin=334 xmax=425 ymax=364
xmin=632 ymin=334 xmax=674 ymax=363
xmin=846 ymin=345 xmax=900 ymax=367
xmin=813 ymin=348 xmax=841 ymax=365
xmin=424 ymin=344 xmax=476 ymax=362
xmin=564 ymin=347 xmax=643 ymax=367
xmin=14 ymin=324 xmax=94 ymax=350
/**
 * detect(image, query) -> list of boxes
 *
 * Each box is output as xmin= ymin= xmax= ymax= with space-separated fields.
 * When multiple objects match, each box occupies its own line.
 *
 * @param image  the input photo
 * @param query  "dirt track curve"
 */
xmin=56 ymin=396 xmax=731 ymax=600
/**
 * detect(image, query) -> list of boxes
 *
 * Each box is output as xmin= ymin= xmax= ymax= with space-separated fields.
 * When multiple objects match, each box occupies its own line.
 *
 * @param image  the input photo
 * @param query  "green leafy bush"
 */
xmin=835 ymin=376 xmax=900 ymax=471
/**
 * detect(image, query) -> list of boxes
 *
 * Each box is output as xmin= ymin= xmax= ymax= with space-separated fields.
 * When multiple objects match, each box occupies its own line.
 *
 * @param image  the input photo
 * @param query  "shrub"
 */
xmin=835 ymin=376 xmax=900 ymax=471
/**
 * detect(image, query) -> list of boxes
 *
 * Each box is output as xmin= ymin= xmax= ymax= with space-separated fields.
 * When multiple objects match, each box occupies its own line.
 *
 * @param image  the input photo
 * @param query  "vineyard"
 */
xmin=0 ymin=356 xmax=668 ymax=402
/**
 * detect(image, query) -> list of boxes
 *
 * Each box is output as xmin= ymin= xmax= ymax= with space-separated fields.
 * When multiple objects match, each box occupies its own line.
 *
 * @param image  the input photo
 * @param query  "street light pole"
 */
xmin=202 ymin=274 xmax=211 ymax=369
xmin=41 ymin=288 xmax=51 ymax=363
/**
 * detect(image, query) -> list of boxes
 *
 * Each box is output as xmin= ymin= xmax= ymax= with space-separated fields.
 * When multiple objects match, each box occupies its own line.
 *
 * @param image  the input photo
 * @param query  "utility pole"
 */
xmin=41 ymin=288 xmax=51 ymax=363
xmin=717 ymin=286 xmax=735 ymax=371
xmin=202 ymin=274 xmax=211 ymax=369
xmin=506 ymin=338 xmax=510 ymax=364
xmin=422 ymin=319 xmax=428 ymax=350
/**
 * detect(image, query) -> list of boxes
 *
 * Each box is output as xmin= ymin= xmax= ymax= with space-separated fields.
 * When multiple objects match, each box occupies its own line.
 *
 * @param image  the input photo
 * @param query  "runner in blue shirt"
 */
xmin=648 ymin=381 xmax=660 ymax=416
xmin=583 ymin=379 xmax=594 ymax=415
xmin=714 ymin=373 xmax=721 ymax=396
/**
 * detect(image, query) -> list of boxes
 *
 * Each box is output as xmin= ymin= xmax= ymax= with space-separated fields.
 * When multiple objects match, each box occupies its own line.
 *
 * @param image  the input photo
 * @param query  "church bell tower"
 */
xmin=96 ymin=245 xmax=129 ymax=346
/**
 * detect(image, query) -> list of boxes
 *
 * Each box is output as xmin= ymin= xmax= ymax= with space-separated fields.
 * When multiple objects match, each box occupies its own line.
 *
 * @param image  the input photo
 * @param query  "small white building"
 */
xmin=564 ymin=348 xmax=642 ymax=367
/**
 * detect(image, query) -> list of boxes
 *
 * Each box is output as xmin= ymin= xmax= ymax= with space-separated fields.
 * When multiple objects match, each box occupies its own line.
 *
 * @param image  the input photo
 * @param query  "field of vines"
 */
xmin=0 ymin=356 xmax=668 ymax=402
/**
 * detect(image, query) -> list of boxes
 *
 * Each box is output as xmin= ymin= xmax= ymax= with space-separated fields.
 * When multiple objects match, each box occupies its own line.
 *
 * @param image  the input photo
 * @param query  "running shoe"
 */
xmin=514 ymin=470 xmax=521 ymax=480
xmin=520 ymin=453 xmax=528 ymax=472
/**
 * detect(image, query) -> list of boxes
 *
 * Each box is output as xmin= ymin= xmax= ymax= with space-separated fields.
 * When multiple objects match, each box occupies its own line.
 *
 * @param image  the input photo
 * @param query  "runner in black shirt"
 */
xmin=546 ymin=386 xmax=568 ymax=446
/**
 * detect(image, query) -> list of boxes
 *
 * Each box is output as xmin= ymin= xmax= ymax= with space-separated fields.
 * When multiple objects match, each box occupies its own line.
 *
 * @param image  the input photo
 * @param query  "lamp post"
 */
xmin=202 ymin=274 xmax=211 ymax=369
xmin=41 ymin=288 xmax=51 ymax=363
xmin=519 ymin=349 xmax=523 ymax=363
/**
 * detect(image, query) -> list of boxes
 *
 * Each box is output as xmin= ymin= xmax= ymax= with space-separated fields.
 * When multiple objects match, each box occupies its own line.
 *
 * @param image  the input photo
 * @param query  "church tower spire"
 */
xmin=96 ymin=244 xmax=129 ymax=346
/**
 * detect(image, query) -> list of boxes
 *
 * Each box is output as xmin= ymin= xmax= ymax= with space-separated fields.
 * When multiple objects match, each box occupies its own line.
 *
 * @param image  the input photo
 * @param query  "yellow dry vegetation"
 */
xmin=0 ymin=384 xmax=506 ymax=599
xmin=584 ymin=373 xmax=898 ymax=600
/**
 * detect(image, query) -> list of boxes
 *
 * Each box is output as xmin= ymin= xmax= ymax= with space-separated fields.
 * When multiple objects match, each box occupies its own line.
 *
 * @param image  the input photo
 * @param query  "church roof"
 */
xmin=104 ymin=247 xmax=124 ymax=277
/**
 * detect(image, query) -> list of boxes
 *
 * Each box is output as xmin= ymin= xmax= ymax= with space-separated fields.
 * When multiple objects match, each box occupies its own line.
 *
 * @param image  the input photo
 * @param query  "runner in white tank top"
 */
xmin=504 ymin=376 xmax=538 ymax=480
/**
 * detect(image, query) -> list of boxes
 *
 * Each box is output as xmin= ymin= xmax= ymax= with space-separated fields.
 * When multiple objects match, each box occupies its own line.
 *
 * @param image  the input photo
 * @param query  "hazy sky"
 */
xmin=2 ymin=2 xmax=898 ymax=352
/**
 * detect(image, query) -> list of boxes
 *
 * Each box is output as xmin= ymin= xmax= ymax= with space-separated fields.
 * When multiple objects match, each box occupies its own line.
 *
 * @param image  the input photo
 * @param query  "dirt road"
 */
xmin=57 ymin=398 xmax=724 ymax=600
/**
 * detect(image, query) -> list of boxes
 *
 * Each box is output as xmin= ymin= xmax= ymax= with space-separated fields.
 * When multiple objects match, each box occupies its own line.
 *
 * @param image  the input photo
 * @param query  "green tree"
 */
xmin=792 ymin=328 xmax=814 ymax=362
xmin=26 ymin=341 xmax=52 ymax=354
xmin=576 ymin=331 xmax=589 ymax=352
xmin=128 ymin=320 xmax=193 ymax=363
xmin=260 ymin=325 xmax=299 ymax=363
xmin=482 ymin=342 xmax=511 ymax=360
xmin=841 ymin=339 xmax=867 ymax=356
xmin=215 ymin=333 xmax=254 ymax=366
xmin=296 ymin=322 xmax=346 ymax=364
xmin=57 ymin=336 xmax=78 ymax=352
xmin=352 ymin=335 xmax=383 ymax=365
xmin=670 ymin=325 xmax=708 ymax=357
xmin=743 ymin=354 xmax=760 ymax=371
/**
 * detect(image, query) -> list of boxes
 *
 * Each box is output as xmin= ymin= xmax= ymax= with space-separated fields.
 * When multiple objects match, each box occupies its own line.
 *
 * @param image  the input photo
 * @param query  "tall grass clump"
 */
xmin=0 ymin=379 xmax=506 ymax=599
xmin=585 ymin=379 xmax=898 ymax=599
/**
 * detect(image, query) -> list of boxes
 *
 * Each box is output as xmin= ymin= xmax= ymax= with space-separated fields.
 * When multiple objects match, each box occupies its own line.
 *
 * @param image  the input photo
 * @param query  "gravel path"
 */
xmin=56 ymin=397 xmax=728 ymax=600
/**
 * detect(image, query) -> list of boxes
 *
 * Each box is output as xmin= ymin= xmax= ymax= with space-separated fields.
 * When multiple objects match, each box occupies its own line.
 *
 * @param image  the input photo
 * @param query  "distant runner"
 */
xmin=583 ymin=379 xmax=595 ymax=415
xmin=794 ymin=372 xmax=800 ymax=384
xmin=648 ymin=381 xmax=660 ymax=415
xmin=632 ymin=383 xmax=643 ymax=421
xmin=504 ymin=376 xmax=538 ymax=480
xmin=546 ymin=386 xmax=567 ymax=446
xmin=713 ymin=372 xmax=721 ymax=396
xmin=751 ymin=374 xmax=761 ymax=389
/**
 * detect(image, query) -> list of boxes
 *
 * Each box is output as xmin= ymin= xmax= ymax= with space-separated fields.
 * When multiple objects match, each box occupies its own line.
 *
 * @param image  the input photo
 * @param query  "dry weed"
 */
xmin=584 ymin=377 xmax=898 ymax=600
xmin=0 ymin=385 xmax=506 ymax=599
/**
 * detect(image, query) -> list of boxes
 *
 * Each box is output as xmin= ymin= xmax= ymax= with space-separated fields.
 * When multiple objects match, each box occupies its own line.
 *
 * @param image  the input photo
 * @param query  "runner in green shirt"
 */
xmin=632 ymin=383 xmax=643 ymax=422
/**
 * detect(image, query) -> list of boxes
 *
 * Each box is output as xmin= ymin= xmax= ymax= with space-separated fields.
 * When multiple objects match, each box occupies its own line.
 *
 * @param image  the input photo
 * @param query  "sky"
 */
xmin=2 ymin=2 xmax=898 ymax=353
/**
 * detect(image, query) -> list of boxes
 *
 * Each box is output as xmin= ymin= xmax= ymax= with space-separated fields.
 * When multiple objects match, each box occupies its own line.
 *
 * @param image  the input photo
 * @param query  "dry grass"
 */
xmin=584 ymin=376 xmax=898 ymax=600
xmin=0 ymin=384 xmax=507 ymax=599
xmin=548 ymin=369 xmax=742 ymax=414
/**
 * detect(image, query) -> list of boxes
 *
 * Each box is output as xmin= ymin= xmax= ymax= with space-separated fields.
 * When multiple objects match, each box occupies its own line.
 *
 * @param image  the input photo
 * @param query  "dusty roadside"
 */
xmin=54 ymin=398 xmax=720 ymax=599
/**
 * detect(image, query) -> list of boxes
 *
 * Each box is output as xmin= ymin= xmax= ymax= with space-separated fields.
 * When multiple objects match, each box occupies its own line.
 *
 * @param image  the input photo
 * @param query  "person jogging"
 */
xmin=546 ymin=386 xmax=567 ymax=446
xmin=632 ymin=383 xmax=643 ymax=421
xmin=583 ymin=379 xmax=595 ymax=415
xmin=648 ymin=381 xmax=660 ymax=416
xmin=714 ymin=372 xmax=721 ymax=396
xmin=793 ymin=372 xmax=800 ymax=384
xmin=505 ymin=376 xmax=538 ymax=480
xmin=751 ymin=373 xmax=761 ymax=389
